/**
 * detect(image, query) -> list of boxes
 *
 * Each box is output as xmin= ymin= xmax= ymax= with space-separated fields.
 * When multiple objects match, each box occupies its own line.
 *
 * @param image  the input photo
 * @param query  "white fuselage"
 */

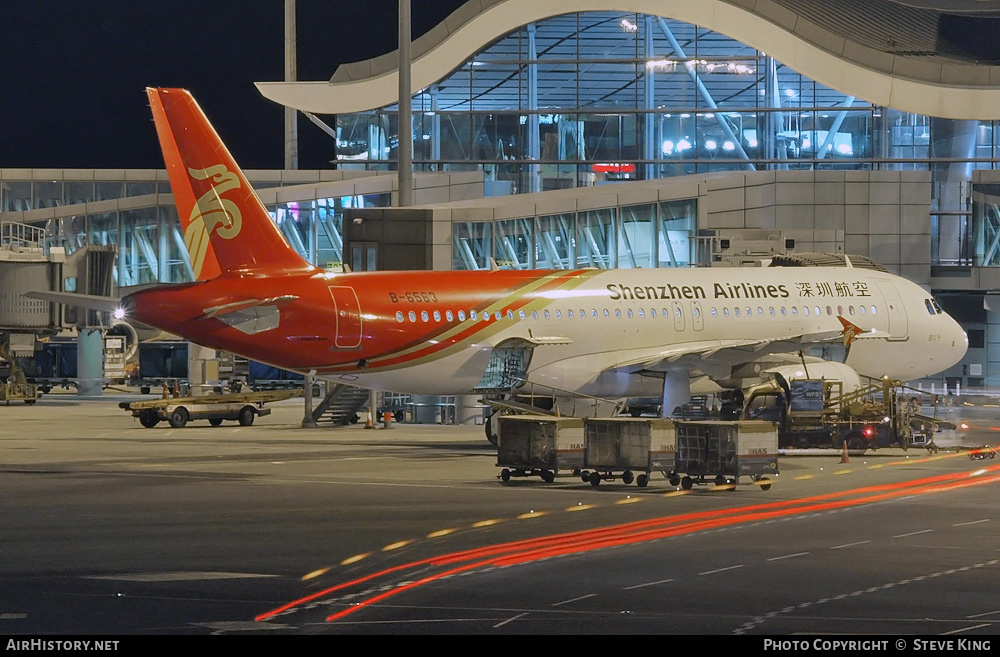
xmin=323 ymin=267 xmax=967 ymax=397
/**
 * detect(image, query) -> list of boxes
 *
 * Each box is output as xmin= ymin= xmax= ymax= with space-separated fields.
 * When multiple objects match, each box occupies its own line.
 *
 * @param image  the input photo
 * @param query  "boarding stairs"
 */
xmin=311 ymin=384 xmax=371 ymax=425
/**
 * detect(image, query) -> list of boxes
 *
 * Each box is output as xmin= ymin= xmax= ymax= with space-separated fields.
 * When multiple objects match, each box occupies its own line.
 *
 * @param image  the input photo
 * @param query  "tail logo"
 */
xmin=184 ymin=165 xmax=243 ymax=278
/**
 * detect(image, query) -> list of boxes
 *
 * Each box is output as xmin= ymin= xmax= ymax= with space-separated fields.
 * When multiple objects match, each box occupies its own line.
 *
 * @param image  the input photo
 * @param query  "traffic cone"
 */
xmin=841 ymin=440 xmax=850 ymax=463
xmin=161 ymin=382 xmax=169 ymax=399
xmin=172 ymin=379 xmax=180 ymax=398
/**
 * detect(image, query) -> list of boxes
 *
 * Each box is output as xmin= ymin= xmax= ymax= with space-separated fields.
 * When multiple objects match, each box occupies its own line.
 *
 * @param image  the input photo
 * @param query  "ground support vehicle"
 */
xmin=496 ymin=415 xmax=584 ymax=483
xmin=674 ymin=420 xmax=778 ymax=491
xmin=583 ymin=417 xmax=676 ymax=488
xmin=119 ymin=389 xmax=300 ymax=428
xmin=745 ymin=375 xmax=957 ymax=454
xmin=968 ymin=445 xmax=997 ymax=461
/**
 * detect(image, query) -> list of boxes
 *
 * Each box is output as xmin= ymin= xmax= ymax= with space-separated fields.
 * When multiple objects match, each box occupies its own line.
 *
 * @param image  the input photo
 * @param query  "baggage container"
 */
xmin=496 ymin=415 xmax=584 ymax=483
xmin=675 ymin=420 xmax=778 ymax=490
xmin=583 ymin=417 xmax=676 ymax=487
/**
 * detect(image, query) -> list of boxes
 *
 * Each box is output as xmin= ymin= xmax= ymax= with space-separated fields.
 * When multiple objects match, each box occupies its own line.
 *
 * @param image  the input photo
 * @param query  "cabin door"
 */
xmin=328 ymin=286 xmax=363 ymax=349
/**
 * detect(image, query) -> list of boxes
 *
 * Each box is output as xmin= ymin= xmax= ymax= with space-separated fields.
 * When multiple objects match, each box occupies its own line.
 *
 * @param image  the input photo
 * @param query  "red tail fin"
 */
xmin=146 ymin=87 xmax=313 ymax=280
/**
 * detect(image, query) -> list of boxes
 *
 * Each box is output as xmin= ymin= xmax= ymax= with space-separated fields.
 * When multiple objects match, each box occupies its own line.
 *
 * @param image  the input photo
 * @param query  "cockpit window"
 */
xmin=931 ymin=298 xmax=944 ymax=314
xmin=924 ymin=299 xmax=935 ymax=316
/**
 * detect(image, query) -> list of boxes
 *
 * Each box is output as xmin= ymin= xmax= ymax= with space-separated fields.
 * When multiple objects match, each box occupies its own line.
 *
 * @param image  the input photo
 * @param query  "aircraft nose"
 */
xmin=950 ymin=316 xmax=968 ymax=366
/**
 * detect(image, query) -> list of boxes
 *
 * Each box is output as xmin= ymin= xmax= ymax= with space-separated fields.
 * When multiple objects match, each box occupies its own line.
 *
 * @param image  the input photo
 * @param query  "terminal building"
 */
xmin=3 ymin=0 xmax=1000 ymax=403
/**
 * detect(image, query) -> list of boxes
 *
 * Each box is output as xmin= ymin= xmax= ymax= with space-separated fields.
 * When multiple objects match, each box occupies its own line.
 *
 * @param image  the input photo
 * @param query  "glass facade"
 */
xmin=16 ymin=186 xmax=393 ymax=287
xmin=332 ymin=11 xmax=1000 ymax=258
xmin=451 ymin=198 xmax=696 ymax=271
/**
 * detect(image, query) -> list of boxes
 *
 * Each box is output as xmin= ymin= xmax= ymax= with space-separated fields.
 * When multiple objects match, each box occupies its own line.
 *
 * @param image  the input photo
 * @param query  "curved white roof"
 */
xmin=256 ymin=0 xmax=1000 ymax=119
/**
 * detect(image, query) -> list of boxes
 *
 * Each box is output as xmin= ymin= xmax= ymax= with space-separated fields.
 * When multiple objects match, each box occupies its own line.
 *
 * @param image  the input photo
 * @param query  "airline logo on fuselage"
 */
xmin=607 ymin=282 xmax=789 ymax=301
xmin=184 ymin=164 xmax=243 ymax=278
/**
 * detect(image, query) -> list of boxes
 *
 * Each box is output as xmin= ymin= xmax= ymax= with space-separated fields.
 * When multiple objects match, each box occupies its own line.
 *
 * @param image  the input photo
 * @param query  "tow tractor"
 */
xmin=119 ymin=387 xmax=300 ymax=428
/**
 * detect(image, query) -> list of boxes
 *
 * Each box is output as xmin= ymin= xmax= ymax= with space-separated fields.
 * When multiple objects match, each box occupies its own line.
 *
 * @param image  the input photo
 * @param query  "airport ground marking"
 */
xmin=383 ymin=540 xmax=413 ymax=551
xmin=264 ymin=466 xmax=1000 ymax=624
xmin=893 ymin=529 xmax=933 ymax=539
xmin=567 ymin=504 xmax=596 ymax=512
xmin=427 ymin=528 xmax=458 ymax=538
xmin=340 ymin=553 xmax=370 ymax=566
xmin=473 ymin=519 xmax=503 ymax=528
xmin=551 ymin=593 xmax=596 ymax=606
xmin=302 ymin=568 xmax=330 ymax=581
xmin=736 ymin=557 xmax=1000 ymax=635
xmin=616 ymin=496 xmax=642 ymax=505
xmin=623 ymin=578 xmax=674 ymax=590
xmin=493 ymin=612 xmax=528 ymax=628
xmin=517 ymin=510 xmax=548 ymax=519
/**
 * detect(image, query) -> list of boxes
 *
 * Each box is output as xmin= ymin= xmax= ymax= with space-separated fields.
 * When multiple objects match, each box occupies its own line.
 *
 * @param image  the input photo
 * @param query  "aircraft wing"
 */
xmin=613 ymin=327 xmax=847 ymax=380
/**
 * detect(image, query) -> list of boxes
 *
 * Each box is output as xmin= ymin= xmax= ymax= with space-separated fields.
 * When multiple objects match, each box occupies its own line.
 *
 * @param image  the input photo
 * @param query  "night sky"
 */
xmin=1 ymin=1 xmax=467 ymax=171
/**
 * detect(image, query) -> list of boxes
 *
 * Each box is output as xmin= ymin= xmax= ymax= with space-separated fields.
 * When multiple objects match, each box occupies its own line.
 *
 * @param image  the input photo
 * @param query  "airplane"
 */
xmin=65 ymin=89 xmax=977 ymax=431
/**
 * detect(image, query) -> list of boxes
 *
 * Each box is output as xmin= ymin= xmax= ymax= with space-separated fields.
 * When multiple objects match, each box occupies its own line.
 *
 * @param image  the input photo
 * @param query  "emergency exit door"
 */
xmin=328 ymin=286 xmax=363 ymax=349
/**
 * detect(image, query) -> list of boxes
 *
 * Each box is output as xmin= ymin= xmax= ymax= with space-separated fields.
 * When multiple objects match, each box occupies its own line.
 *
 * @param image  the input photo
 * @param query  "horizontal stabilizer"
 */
xmin=24 ymin=291 xmax=121 ymax=313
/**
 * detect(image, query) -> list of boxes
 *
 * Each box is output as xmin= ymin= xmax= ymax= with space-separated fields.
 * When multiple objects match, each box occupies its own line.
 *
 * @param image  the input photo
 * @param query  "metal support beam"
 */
xmin=643 ymin=16 xmax=656 ymax=181
xmin=398 ymin=0 xmax=413 ymax=206
xmin=817 ymin=96 xmax=856 ymax=159
xmin=656 ymin=17 xmax=753 ymax=170
xmin=284 ymin=0 xmax=298 ymax=169
xmin=527 ymin=23 xmax=541 ymax=193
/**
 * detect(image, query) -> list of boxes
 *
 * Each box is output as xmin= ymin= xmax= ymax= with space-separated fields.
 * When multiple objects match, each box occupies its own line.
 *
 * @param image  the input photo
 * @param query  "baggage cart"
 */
xmin=496 ymin=415 xmax=584 ymax=483
xmin=118 ymin=389 xmax=300 ymax=428
xmin=583 ymin=417 xmax=676 ymax=487
xmin=675 ymin=420 xmax=778 ymax=490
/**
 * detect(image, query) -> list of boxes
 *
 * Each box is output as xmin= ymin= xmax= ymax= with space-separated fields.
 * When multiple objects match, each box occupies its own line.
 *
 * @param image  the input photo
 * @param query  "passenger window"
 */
xmin=446 ymin=310 xmax=454 ymax=322
xmin=791 ymin=306 xmax=797 ymax=316
xmin=470 ymin=310 xmax=477 ymax=320
xmin=871 ymin=305 xmax=877 ymax=315
xmin=604 ymin=309 xmax=610 ymax=318
xmin=662 ymin=308 xmax=669 ymax=317
xmin=638 ymin=308 xmax=645 ymax=318
xmin=532 ymin=311 xmax=538 ymax=319
xmin=433 ymin=310 xmax=441 ymax=322
xmin=780 ymin=307 xmax=786 ymax=316
xmin=837 ymin=306 xmax=843 ymax=316
xmin=421 ymin=311 xmax=429 ymax=322
xmin=826 ymin=306 xmax=832 ymax=316
xmin=814 ymin=306 xmax=821 ymax=316
xmin=711 ymin=307 xmax=717 ymax=317
xmin=544 ymin=310 xmax=550 ymax=319
xmin=568 ymin=310 xmax=574 ymax=318
xmin=693 ymin=307 xmax=700 ymax=318
xmin=848 ymin=306 xmax=854 ymax=316
xmin=745 ymin=307 xmax=751 ymax=317
xmin=506 ymin=310 xmax=512 ymax=320
xmin=734 ymin=307 xmax=740 ymax=317
xmin=677 ymin=307 xmax=683 ymax=318
xmin=723 ymin=307 xmax=729 ymax=317
xmin=627 ymin=309 xmax=633 ymax=318
xmin=651 ymin=309 xmax=657 ymax=318
xmin=769 ymin=307 xmax=775 ymax=316
xmin=396 ymin=311 xmax=404 ymax=323
xmin=580 ymin=308 xmax=585 ymax=318
xmin=859 ymin=305 xmax=866 ymax=316
xmin=555 ymin=310 xmax=562 ymax=319
xmin=408 ymin=311 xmax=416 ymax=322
xmin=615 ymin=309 xmax=622 ymax=318
xmin=757 ymin=307 xmax=763 ymax=316
xmin=459 ymin=310 xmax=466 ymax=321
xmin=803 ymin=307 xmax=809 ymax=316
xmin=495 ymin=311 xmax=502 ymax=320
xmin=591 ymin=309 xmax=597 ymax=318
xmin=519 ymin=310 xmax=525 ymax=320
